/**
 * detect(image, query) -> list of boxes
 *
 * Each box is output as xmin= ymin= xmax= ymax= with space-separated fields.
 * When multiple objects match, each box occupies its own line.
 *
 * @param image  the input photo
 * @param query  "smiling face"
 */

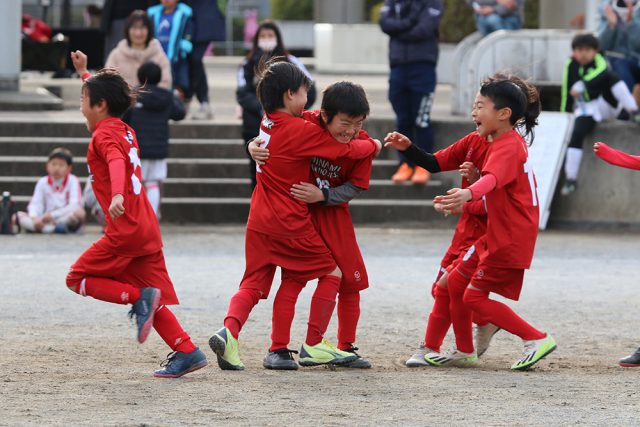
xmin=80 ymin=87 xmax=106 ymax=133
xmin=322 ymin=111 xmax=365 ymax=143
xmin=471 ymin=92 xmax=503 ymax=138
xmin=285 ymin=87 xmax=308 ymax=117
xmin=128 ymin=21 xmax=149 ymax=49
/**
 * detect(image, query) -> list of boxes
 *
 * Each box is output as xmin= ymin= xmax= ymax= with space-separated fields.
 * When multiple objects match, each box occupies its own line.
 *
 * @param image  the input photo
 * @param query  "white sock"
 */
xmin=17 ymin=213 xmax=35 ymax=232
xmin=145 ymin=182 xmax=161 ymax=216
xmin=611 ymin=80 xmax=639 ymax=112
xmin=564 ymin=147 xmax=583 ymax=181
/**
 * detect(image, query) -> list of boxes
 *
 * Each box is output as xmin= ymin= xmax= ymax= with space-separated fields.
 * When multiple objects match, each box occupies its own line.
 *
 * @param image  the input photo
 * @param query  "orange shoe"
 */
xmin=411 ymin=167 xmax=431 ymax=185
xmin=392 ymin=163 xmax=414 ymax=183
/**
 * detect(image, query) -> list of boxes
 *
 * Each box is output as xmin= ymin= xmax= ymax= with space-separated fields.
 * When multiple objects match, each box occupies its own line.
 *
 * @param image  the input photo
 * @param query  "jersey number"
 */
xmin=255 ymin=129 xmax=271 ymax=174
xmin=523 ymin=160 xmax=538 ymax=207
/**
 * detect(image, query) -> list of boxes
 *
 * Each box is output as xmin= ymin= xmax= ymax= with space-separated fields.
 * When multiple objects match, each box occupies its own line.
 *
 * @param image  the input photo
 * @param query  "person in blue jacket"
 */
xmin=379 ymin=0 xmax=443 ymax=186
xmin=148 ymin=0 xmax=193 ymax=99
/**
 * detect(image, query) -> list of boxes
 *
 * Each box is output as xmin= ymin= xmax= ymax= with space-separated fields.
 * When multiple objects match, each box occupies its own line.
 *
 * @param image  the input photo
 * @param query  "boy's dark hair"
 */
xmin=571 ymin=33 xmax=599 ymax=50
xmin=480 ymin=73 xmax=540 ymax=144
xmin=83 ymin=69 xmax=136 ymax=118
xmin=137 ymin=61 xmax=162 ymax=86
xmin=320 ymin=81 xmax=370 ymax=124
xmin=124 ymin=10 xmax=154 ymax=47
xmin=48 ymin=147 xmax=73 ymax=166
xmin=256 ymin=58 xmax=312 ymax=113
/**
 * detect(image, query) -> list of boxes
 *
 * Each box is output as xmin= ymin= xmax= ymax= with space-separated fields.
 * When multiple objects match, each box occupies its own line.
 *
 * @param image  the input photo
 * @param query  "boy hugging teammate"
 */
xmin=209 ymin=61 xmax=381 ymax=371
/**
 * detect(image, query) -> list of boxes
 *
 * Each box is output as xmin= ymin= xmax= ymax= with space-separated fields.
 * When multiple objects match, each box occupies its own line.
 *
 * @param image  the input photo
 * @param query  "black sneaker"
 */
xmin=619 ymin=347 xmax=640 ymax=367
xmin=560 ymin=180 xmax=577 ymax=196
xmin=128 ymin=287 xmax=161 ymax=344
xmin=341 ymin=347 xmax=372 ymax=369
xmin=263 ymin=348 xmax=299 ymax=370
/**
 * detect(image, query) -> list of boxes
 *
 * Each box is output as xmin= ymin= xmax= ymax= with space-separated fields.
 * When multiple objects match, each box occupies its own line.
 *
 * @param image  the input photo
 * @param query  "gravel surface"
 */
xmin=1 ymin=226 xmax=639 ymax=426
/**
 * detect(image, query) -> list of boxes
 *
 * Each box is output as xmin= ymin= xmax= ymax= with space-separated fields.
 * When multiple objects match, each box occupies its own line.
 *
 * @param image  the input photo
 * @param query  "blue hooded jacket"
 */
xmin=148 ymin=3 xmax=193 ymax=63
xmin=379 ymin=0 xmax=443 ymax=66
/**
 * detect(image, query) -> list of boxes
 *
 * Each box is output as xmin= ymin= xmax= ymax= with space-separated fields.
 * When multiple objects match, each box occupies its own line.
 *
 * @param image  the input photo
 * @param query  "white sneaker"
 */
xmin=425 ymin=348 xmax=478 ymax=367
xmin=191 ymin=103 xmax=213 ymax=120
xmin=405 ymin=344 xmax=432 ymax=367
xmin=474 ymin=323 xmax=501 ymax=357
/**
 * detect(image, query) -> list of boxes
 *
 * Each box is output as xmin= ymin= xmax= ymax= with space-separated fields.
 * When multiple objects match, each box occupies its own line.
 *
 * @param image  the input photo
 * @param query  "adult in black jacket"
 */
xmin=380 ymin=0 xmax=443 ymax=185
xmin=236 ymin=20 xmax=316 ymax=188
xmin=124 ymin=62 xmax=186 ymax=217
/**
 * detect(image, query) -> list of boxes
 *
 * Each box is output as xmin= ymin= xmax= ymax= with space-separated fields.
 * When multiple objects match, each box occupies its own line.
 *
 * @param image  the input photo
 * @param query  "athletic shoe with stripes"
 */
xmin=298 ymin=339 xmax=357 ymax=366
xmin=425 ymin=348 xmax=478 ymax=367
xmin=340 ymin=347 xmax=372 ymax=369
xmin=475 ymin=323 xmax=501 ymax=357
xmin=619 ymin=347 xmax=640 ymax=367
xmin=511 ymin=334 xmax=557 ymax=370
xmin=153 ymin=347 xmax=208 ymax=378
xmin=128 ymin=287 xmax=161 ymax=344
xmin=405 ymin=344 xmax=432 ymax=367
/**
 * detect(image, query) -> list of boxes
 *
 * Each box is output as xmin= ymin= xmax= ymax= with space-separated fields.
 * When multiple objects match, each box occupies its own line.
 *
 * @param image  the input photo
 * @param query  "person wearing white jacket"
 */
xmin=17 ymin=148 xmax=85 ymax=234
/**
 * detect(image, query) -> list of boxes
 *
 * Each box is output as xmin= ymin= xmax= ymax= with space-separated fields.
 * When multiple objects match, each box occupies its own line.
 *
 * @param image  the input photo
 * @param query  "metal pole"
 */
xmin=0 ymin=0 xmax=21 ymax=91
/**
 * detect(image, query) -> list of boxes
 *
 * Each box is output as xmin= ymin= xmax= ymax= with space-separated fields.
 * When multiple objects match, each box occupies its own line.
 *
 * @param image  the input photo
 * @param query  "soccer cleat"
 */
xmin=619 ymin=347 xmax=640 ymax=367
xmin=475 ymin=323 xmax=501 ymax=357
xmin=411 ymin=167 xmax=431 ymax=185
xmin=208 ymin=327 xmax=245 ymax=371
xmin=298 ymin=339 xmax=358 ymax=366
xmin=405 ymin=344 xmax=432 ymax=367
xmin=263 ymin=348 xmax=299 ymax=370
xmin=511 ymin=334 xmax=557 ymax=370
xmin=391 ymin=163 xmax=414 ymax=183
xmin=340 ymin=347 xmax=372 ymax=369
xmin=560 ymin=180 xmax=577 ymax=196
xmin=153 ymin=347 xmax=208 ymax=378
xmin=425 ymin=348 xmax=478 ymax=367
xmin=128 ymin=287 xmax=161 ymax=344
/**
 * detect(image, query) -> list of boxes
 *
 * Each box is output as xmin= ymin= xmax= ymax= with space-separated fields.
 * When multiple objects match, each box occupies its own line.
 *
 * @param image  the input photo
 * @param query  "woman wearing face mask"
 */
xmin=105 ymin=10 xmax=172 ymax=90
xmin=236 ymin=20 xmax=317 ymax=188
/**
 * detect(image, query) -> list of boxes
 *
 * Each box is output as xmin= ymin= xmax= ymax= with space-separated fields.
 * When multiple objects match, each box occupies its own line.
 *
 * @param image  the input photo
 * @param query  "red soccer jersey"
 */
xmin=434 ymin=132 xmax=489 ymax=258
xmin=87 ymin=117 xmax=162 ymax=256
xmin=246 ymin=111 xmax=377 ymax=238
xmin=304 ymin=111 xmax=374 ymax=206
xmin=479 ymin=129 xmax=539 ymax=269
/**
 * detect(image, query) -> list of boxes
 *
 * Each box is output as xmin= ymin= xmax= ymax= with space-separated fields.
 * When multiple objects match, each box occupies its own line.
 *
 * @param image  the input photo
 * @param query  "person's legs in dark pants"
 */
xmin=189 ymin=41 xmax=213 ymax=119
xmin=561 ymin=115 xmax=596 ymax=195
xmin=388 ymin=65 xmax=415 ymax=182
xmin=407 ymin=63 xmax=437 ymax=184
xmin=609 ymin=57 xmax=637 ymax=92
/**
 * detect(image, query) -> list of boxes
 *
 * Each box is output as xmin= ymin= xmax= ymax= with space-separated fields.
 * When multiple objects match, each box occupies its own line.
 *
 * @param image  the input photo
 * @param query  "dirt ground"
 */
xmin=1 ymin=226 xmax=639 ymax=426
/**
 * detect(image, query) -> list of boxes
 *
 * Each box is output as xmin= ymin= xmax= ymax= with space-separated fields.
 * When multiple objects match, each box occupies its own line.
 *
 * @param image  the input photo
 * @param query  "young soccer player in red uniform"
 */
xmin=385 ymin=131 xmax=500 ymax=367
xmin=65 ymin=51 xmax=207 ymax=378
xmin=208 ymin=61 xmax=381 ymax=371
xmin=387 ymin=74 xmax=557 ymax=370
xmin=249 ymin=82 xmax=376 ymax=369
xmin=593 ymin=141 xmax=640 ymax=367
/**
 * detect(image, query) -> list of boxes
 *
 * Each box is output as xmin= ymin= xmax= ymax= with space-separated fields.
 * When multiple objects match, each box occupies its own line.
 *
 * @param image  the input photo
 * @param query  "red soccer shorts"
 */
xmin=311 ymin=206 xmax=369 ymax=293
xmin=68 ymin=242 xmax=179 ymax=305
xmin=239 ymin=229 xmax=337 ymax=299
xmin=454 ymin=242 xmax=525 ymax=301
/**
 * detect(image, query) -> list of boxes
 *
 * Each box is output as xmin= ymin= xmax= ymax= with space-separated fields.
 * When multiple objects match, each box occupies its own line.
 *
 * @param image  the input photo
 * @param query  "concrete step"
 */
xmin=0 ymin=156 xmax=405 ymax=180
xmin=0 ymin=136 xmax=400 ymax=160
xmin=0 ymin=176 xmax=449 ymax=200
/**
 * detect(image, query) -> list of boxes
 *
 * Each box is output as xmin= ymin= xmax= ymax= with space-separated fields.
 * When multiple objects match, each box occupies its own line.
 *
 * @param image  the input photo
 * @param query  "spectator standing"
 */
xmin=123 ymin=62 xmax=186 ymax=217
xmin=183 ymin=0 xmax=226 ymax=120
xmin=236 ymin=20 xmax=316 ymax=187
xmin=148 ymin=0 xmax=194 ymax=99
xmin=379 ymin=0 xmax=443 ymax=185
xmin=101 ymin=0 xmax=155 ymax=62
xmin=466 ymin=0 xmax=524 ymax=36
xmin=105 ymin=10 xmax=173 ymax=90
xmin=599 ymin=0 xmax=640 ymax=92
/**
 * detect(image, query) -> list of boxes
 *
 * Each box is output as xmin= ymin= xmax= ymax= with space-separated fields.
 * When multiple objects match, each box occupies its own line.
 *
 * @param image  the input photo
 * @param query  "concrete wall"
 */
xmin=550 ymin=121 xmax=640 ymax=228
